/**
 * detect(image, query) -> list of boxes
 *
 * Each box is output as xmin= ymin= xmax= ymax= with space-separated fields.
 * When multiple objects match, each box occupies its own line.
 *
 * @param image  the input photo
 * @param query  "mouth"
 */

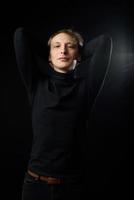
xmin=58 ymin=57 xmax=69 ymax=62
xmin=59 ymin=57 xmax=69 ymax=60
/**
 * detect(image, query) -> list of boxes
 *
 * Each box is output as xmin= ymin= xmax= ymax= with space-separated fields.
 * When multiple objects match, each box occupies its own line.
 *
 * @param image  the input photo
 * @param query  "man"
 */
xmin=14 ymin=27 xmax=112 ymax=199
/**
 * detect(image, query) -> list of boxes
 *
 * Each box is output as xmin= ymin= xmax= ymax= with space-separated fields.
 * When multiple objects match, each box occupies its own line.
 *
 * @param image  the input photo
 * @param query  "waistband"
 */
xmin=27 ymin=170 xmax=64 ymax=185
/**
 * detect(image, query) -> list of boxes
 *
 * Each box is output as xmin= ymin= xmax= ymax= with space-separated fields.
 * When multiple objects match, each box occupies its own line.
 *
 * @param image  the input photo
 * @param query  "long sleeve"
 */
xmin=14 ymin=27 xmax=50 ymax=104
xmin=14 ymin=27 xmax=38 ymax=94
xmin=84 ymin=35 xmax=113 ymax=117
xmin=75 ymin=34 xmax=113 ymax=118
xmin=84 ymin=34 xmax=113 ymax=103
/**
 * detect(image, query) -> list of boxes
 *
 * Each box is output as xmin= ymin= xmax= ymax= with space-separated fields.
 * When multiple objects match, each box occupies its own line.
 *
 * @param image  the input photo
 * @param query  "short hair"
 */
xmin=47 ymin=29 xmax=84 ymax=48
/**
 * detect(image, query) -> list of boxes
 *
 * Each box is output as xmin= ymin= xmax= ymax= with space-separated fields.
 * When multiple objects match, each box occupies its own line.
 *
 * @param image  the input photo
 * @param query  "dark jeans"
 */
xmin=22 ymin=173 xmax=87 ymax=200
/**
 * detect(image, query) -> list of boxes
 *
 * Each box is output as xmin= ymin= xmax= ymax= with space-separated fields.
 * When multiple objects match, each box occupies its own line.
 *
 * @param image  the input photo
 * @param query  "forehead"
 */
xmin=51 ymin=33 xmax=77 ymax=44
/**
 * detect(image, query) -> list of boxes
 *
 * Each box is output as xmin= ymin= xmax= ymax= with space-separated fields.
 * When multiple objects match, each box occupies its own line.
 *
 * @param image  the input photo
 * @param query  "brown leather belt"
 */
xmin=28 ymin=170 xmax=64 ymax=184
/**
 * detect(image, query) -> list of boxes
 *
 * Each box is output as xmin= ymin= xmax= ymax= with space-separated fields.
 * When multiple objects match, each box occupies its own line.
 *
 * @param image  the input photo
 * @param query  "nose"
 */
xmin=61 ymin=45 xmax=67 ymax=54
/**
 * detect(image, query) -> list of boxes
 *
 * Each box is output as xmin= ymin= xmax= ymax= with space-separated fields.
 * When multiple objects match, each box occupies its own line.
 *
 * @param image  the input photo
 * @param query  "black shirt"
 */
xmin=14 ymin=27 xmax=111 ymax=178
xmin=14 ymin=28 xmax=89 ymax=178
xmin=30 ymin=67 xmax=88 ymax=177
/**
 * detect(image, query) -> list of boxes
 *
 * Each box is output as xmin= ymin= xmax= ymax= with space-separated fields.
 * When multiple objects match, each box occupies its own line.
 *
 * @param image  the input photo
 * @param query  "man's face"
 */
xmin=49 ymin=33 xmax=79 ymax=73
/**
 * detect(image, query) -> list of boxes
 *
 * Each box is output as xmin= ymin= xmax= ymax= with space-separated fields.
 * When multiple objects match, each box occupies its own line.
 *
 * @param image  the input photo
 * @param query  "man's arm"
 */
xmin=85 ymin=34 xmax=113 ymax=115
xmin=14 ymin=27 xmax=40 ymax=94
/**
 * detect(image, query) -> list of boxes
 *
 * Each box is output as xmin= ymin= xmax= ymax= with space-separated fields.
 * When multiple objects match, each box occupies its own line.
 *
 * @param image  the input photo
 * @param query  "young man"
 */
xmin=48 ymin=29 xmax=83 ymax=73
xmin=14 ymin=27 xmax=112 ymax=200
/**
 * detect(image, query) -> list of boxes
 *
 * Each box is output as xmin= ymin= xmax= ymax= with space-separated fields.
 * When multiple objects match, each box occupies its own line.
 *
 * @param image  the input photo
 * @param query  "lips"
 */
xmin=59 ymin=57 xmax=68 ymax=60
xmin=58 ymin=57 xmax=69 ymax=62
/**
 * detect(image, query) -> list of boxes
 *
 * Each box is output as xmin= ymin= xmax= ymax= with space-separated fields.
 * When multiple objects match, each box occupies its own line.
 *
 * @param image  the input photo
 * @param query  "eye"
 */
xmin=52 ymin=43 xmax=61 ymax=48
xmin=53 ymin=45 xmax=60 ymax=48
xmin=67 ymin=44 xmax=77 ymax=49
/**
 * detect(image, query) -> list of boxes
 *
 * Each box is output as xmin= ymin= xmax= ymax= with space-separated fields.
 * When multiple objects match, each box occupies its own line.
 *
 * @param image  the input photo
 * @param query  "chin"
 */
xmin=54 ymin=66 xmax=70 ymax=73
xmin=58 ymin=65 xmax=70 ymax=69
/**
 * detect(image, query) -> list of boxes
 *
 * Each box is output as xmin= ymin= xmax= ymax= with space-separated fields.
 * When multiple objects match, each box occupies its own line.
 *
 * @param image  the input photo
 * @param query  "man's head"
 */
xmin=48 ymin=29 xmax=84 ymax=73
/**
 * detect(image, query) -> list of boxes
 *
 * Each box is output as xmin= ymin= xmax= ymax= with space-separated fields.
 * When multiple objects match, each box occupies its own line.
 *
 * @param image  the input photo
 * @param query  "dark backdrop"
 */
xmin=1 ymin=0 xmax=134 ymax=199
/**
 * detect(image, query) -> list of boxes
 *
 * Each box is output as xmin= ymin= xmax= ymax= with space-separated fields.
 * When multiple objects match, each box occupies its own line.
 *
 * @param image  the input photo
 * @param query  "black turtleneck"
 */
xmin=30 ymin=67 xmax=88 ymax=178
xmin=14 ymin=27 xmax=113 ymax=181
xmin=14 ymin=27 xmax=89 ymax=179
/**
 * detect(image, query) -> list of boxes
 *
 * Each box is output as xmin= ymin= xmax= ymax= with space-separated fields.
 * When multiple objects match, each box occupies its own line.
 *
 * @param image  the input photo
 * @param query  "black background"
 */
xmin=1 ymin=0 xmax=134 ymax=199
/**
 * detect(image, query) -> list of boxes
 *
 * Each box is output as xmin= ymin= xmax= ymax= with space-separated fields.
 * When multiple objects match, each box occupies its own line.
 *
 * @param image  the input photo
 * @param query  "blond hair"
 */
xmin=47 ymin=29 xmax=84 ymax=48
